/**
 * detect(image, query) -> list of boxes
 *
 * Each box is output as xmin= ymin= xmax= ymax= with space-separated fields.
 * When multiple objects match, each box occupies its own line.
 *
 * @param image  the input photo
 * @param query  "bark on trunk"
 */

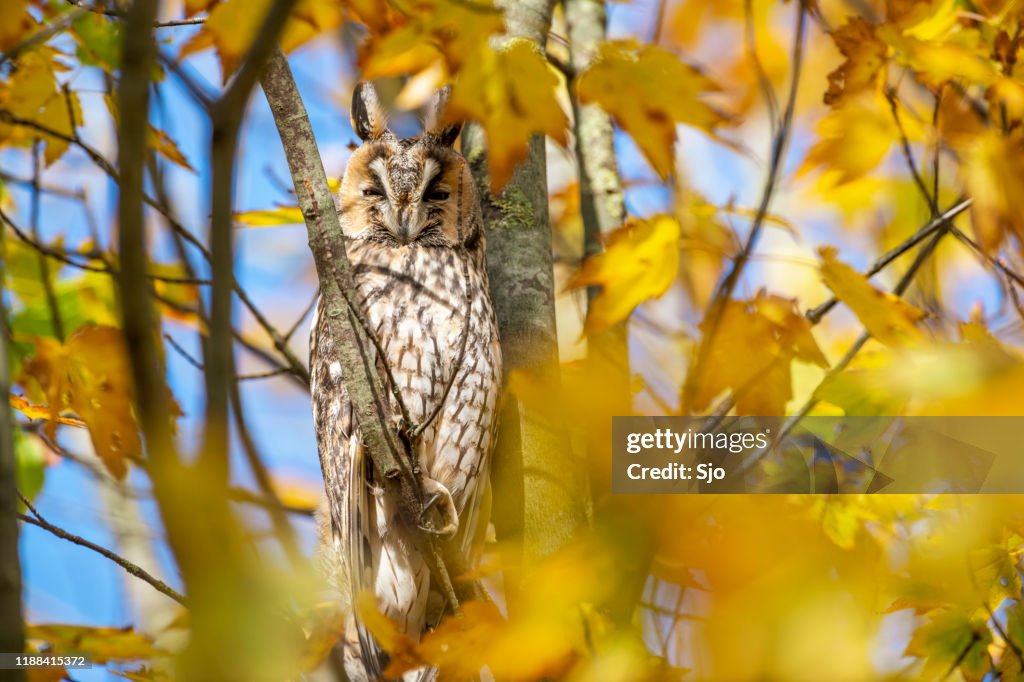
xmin=565 ymin=0 xmax=631 ymax=500
xmin=0 ymin=230 xmax=26 ymax=678
xmin=463 ymin=0 xmax=588 ymax=570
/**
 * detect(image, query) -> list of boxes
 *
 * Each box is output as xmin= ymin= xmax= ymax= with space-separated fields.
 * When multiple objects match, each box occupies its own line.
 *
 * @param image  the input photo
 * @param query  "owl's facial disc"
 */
xmin=364 ymin=152 xmax=449 ymax=244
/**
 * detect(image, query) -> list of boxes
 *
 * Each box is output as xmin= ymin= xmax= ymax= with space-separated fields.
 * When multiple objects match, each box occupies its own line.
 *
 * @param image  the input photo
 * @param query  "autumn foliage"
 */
xmin=4 ymin=0 xmax=1024 ymax=680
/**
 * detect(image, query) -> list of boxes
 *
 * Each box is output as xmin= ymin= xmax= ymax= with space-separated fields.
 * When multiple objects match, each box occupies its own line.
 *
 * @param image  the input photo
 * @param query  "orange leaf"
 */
xmin=9 ymin=394 xmax=86 ymax=428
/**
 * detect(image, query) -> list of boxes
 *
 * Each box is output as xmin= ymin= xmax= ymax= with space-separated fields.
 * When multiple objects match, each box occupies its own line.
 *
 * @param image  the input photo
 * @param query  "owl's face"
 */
xmin=339 ymin=83 xmax=478 ymax=249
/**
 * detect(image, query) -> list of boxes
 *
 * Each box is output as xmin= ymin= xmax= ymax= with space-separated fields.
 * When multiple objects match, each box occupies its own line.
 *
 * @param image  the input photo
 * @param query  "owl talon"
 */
xmin=418 ymin=487 xmax=458 ymax=538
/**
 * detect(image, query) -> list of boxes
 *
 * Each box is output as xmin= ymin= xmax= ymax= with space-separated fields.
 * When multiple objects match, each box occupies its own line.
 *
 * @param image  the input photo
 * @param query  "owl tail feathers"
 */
xmin=417 ymin=477 xmax=459 ymax=538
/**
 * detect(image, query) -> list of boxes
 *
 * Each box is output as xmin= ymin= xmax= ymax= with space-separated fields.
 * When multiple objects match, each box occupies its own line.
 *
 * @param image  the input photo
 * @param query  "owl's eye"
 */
xmin=426 ymin=189 xmax=450 ymax=202
xmin=362 ymin=186 xmax=384 ymax=198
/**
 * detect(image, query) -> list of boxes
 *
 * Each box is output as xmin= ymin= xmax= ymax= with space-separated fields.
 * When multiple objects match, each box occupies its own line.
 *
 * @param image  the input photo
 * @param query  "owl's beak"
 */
xmin=397 ymin=206 xmax=421 ymax=244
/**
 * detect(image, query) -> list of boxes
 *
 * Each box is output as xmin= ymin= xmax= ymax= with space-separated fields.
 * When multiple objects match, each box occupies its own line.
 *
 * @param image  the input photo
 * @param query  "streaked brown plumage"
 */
xmin=310 ymin=83 xmax=501 ymax=681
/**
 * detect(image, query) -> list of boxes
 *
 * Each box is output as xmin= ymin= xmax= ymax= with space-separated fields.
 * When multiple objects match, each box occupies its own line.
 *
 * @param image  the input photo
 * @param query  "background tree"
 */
xmin=3 ymin=0 xmax=1024 ymax=680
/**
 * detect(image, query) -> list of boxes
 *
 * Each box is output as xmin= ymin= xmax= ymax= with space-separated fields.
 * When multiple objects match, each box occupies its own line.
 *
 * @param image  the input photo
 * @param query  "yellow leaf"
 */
xmin=753 ymin=293 xmax=829 ymax=368
xmin=234 ymin=206 xmax=305 ymax=226
xmin=20 ymin=326 xmax=145 ymax=480
xmin=295 ymin=602 xmax=346 ymax=673
xmin=446 ymin=38 xmax=568 ymax=192
xmin=880 ymin=27 xmax=998 ymax=91
xmin=685 ymin=292 xmax=827 ymax=415
xmin=818 ymin=246 xmax=925 ymax=347
xmin=958 ymin=132 xmax=1024 ymax=254
xmin=149 ymin=126 xmax=194 ymax=171
xmin=282 ymin=0 xmax=345 ymax=53
xmin=358 ymin=0 xmax=503 ymax=79
xmin=576 ymin=40 xmax=726 ymax=179
xmin=9 ymin=394 xmax=86 ymax=428
xmin=676 ymin=192 xmax=737 ymax=309
xmin=798 ymin=93 xmax=900 ymax=185
xmin=26 ymin=624 xmax=166 ymax=664
xmin=824 ymin=17 xmax=888 ymax=106
xmin=0 ymin=48 xmax=82 ymax=165
xmin=568 ymin=215 xmax=680 ymax=335
xmin=184 ymin=0 xmax=217 ymax=18
xmin=898 ymin=0 xmax=959 ymax=40
xmin=180 ymin=0 xmax=343 ymax=81
xmin=0 ymin=0 xmax=35 ymax=52
xmin=354 ymin=591 xmax=426 ymax=675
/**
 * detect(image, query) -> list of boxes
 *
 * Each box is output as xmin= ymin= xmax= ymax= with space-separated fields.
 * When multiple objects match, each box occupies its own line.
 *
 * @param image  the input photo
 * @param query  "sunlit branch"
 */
xmin=16 ymin=491 xmax=186 ymax=606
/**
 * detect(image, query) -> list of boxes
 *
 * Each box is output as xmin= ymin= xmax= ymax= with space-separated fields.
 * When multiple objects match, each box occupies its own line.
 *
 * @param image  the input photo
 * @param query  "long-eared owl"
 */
xmin=310 ymin=82 xmax=502 ymax=681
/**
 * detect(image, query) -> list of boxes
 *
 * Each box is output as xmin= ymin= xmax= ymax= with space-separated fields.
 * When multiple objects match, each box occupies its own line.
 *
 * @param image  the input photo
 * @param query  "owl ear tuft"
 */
xmin=351 ymin=82 xmax=388 ymax=142
xmin=424 ymin=85 xmax=462 ymax=147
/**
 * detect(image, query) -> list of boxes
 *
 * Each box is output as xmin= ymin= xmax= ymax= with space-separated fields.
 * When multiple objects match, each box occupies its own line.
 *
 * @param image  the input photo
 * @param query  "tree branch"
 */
xmin=259 ymin=49 xmax=461 ymax=612
xmin=202 ymin=0 xmax=298 ymax=485
xmin=16 ymin=492 xmax=186 ymax=606
xmin=684 ymin=0 xmax=807 ymax=411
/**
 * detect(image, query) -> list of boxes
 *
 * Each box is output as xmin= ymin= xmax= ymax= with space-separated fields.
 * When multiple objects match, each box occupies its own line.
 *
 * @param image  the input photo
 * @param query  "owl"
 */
xmin=310 ymin=82 xmax=502 ymax=682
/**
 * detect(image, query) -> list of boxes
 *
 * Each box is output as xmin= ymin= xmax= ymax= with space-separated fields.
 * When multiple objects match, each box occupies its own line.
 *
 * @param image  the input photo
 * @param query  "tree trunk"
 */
xmin=463 ymin=0 xmax=588 ymax=571
xmin=565 ymin=0 xmax=631 ymax=500
xmin=0 ymin=230 xmax=27 ymax=680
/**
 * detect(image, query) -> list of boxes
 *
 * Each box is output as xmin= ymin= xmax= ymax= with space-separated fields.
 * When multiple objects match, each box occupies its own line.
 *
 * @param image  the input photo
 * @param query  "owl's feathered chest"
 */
xmin=345 ymin=238 xmax=498 ymax=425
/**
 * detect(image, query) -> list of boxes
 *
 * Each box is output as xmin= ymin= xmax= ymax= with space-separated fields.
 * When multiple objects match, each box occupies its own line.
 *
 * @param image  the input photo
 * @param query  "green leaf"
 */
xmin=905 ymin=609 xmax=992 ymax=682
xmin=14 ymin=430 xmax=45 ymax=502
xmin=72 ymin=12 xmax=122 ymax=71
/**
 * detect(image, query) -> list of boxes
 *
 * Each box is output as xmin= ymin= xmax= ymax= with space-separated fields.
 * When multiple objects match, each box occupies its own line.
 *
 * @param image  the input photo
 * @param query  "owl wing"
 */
xmin=309 ymin=300 xmax=387 ymax=680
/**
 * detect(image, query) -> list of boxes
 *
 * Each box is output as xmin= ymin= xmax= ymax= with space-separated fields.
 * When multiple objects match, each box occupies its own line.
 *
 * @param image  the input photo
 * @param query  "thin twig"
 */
xmin=29 ymin=139 xmax=65 ymax=341
xmin=238 ymin=367 xmax=291 ymax=381
xmin=2 ymin=205 xmax=211 ymax=284
xmin=0 ymin=108 xmax=308 ymax=384
xmin=0 ymin=171 xmax=84 ymax=200
xmin=887 ymin=88 xmax=938 ymax=215
xmin=685 ymin=0 xmax=807 ymax=410
xmin=16 ymin=491 xmax=186 ymax=606
xmin=806 ymin=199 xmax=972 ymax=323
xmin=739 ymin=220 xmax=951 ymax=473
xmin=164 ymin=334 xmax=203 ymax=372
xmin=283 ymin=289 xmax=319 ymax=342
xmin=65 ymin=1 xmax=207 ymax=26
